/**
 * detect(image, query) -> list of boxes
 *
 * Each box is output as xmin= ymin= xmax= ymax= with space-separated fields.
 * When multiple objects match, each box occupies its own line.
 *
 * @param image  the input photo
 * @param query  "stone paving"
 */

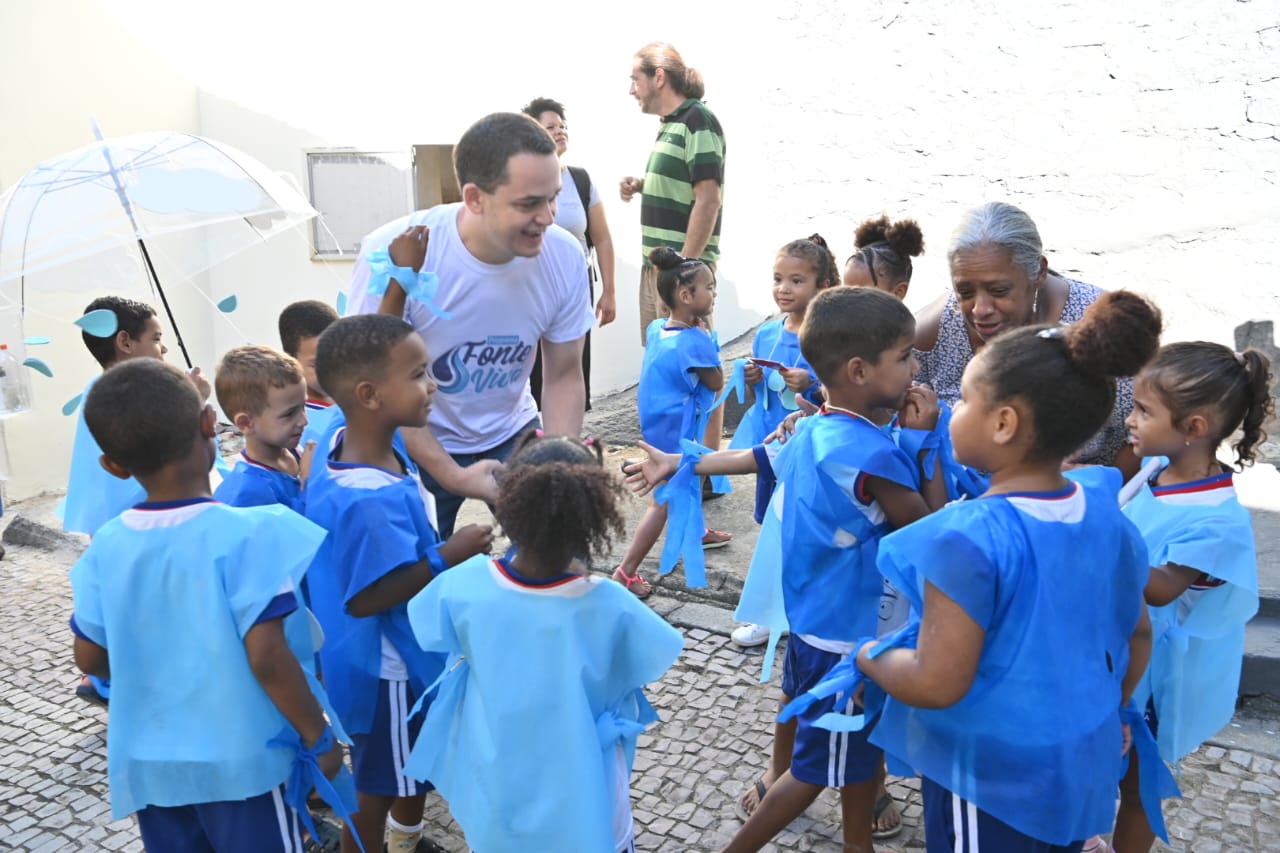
xmin=2 ymin=538 xmax=1279 ymax=852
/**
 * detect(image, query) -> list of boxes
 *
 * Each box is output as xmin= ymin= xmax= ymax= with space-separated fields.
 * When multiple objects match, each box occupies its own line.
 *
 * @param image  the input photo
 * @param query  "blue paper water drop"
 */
xmin=22 ymin=357 xmax=52 ymax=377
xmin=23 ymin=336 xmax=51 ymax=346
xmin=74 ymin=309 xmax=119 ymax=338
xmin=62 ymin=393 xmax=83 ymax=416
xmin=336 ymin=291 xmax=348 ymax=315
xmin=217 ymin=294 xmax=238 ymax=313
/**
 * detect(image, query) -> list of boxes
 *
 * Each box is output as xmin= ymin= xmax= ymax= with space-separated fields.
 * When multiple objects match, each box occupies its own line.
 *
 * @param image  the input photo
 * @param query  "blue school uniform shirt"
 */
xmin=303 ymin=430 xmax=446 ymax=736
xmin=1126 ymin=461 xmax=1258 ymax=763
xmin=637 ymin=319 xmax=721 ymax=453
xmin=871 ymin=467 xmax=1149 ymax=845
xmin=62 ymin=376 xmax=146 ymax=535
xmin=404 ymin=557 xmax=683 ymax=853
xmin=214 ymin=449 xmax=304 ymax=513
xmin=68 ymin=499 xmax=329 ymax=818
xmin=737 ymin=407 xmax=916 ymax=663
xmin=729 ymin=319 xmax=820 ymax=449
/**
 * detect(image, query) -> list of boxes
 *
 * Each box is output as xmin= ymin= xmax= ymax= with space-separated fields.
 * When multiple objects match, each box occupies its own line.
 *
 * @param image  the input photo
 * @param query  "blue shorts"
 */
xmin=921 ymin=776 xmax=1084 ymax=853
xmin=350 ymin=679 xmax=429 ymax=798
xmin=136 ymin=784 xmax=306 ymax=852
xmin=782 ymin=637 xmax=881 ymax=788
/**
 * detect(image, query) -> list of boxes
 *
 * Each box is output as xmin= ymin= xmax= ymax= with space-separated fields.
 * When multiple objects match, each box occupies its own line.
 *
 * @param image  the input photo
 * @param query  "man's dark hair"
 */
xmin=84 ymin=359 xmax=203 ymax=477
xmin=453 ymin=112 xmax=557 ymax=194
xmin=315 ymin=314 xmax=415 ymax=401
xmin=81 ymin=296 xmax=156 ymax=367
xmin=278 ymin=300 xmax=340 ymax=357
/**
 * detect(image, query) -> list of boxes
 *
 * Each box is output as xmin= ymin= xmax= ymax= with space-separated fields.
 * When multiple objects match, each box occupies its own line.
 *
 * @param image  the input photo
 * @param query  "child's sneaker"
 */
xmin=730 ymin=623 xmax=771 ymax=647
xmin=1081 ymin=837 xmax=1111 ymax=853
xmin=701 ymin=528 xmax=732 ymax=549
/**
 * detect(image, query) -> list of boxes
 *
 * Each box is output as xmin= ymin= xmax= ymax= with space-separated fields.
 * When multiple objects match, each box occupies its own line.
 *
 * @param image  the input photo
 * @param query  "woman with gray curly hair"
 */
xmin=912 ymin=201 xmax=1141 ymax=475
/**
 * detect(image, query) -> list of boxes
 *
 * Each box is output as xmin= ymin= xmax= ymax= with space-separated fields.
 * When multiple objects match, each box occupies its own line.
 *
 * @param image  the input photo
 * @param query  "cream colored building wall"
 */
xmin=2 ymin=0 xmax=1278 ymax=502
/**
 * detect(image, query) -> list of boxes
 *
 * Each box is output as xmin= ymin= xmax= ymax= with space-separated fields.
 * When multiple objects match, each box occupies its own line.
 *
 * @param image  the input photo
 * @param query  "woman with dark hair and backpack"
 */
xmin=523 ymin=97 xmax=618 ymax=411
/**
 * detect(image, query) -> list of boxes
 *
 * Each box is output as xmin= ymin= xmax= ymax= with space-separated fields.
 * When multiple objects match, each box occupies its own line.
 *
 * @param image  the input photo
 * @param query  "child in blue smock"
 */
xmin=64 ymin=296 xmax=213 ymax=707
xmin=279 ymin=299 xmax=341 ymax=451
xmin=214 ymin=345 xmax=311 ymax=513
xmin=68 ymin=358 xmax=351 ymax=852
xmin=404 ymin=432 xmax=683 ymax=852
xmin=627 ymin=287 xmax=949 ymax=853
xmin=302 ymin=314 xmax=494 ymax=853
xmin=611 ymin=247 xmax=727 ymax=598
xmin=856 ymin=291 xmax=1172 ymax=852
xmin=1094 ymin=342 xmax=1272 ymax=853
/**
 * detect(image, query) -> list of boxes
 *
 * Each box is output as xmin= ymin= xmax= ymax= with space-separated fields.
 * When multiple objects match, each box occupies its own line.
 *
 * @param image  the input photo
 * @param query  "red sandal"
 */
xmin=611 ymin=566 xmax=653 ymax=599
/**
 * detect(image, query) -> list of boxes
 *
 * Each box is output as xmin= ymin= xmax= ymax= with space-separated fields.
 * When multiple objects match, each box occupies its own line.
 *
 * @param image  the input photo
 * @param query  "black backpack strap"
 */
xmin=566 ymin=165 xmax=594 ymax=252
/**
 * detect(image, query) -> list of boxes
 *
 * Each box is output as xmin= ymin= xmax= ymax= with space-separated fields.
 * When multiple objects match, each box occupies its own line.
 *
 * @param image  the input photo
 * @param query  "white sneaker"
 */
xmin=731 ymin=622 xmax=772 ymax=647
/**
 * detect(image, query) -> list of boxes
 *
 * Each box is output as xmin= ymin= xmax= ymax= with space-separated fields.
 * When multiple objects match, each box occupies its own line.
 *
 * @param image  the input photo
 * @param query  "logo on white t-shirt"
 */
xmin=432 ymin=334 xmax=536 ymax=395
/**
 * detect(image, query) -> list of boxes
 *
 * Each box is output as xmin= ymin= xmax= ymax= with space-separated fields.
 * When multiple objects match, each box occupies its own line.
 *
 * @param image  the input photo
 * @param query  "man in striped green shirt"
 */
xmin=621 ymin=42 xmax=726 ymax=343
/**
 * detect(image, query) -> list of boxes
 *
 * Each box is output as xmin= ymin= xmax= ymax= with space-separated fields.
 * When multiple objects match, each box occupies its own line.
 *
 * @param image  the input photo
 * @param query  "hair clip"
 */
xmin=581 ymin=437 xmax=597 ymax=447
xmin=1036 ymin=326 xmax=1066 ymax=340
xmin=533 ymin=428 xmax=545 ymax=438
xmin=1234 ymin=351 xmax=1247 ymax=367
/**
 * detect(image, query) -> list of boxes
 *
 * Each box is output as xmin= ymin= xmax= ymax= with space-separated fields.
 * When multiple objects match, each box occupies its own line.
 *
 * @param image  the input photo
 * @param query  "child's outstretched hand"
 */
xmin=621 ymin=440 xmax=680 ymax=497
xmin=388 ymin=225 xmax=429 ymax=273
xmin=780 ymin=366 xmax=812 ymax=392
xmin=439 ymin=523 xmax=495 ymax=566
xmin=899 ymin=383 xmax=940 ymax=431
xmin=188 ymin=366 xmax=212 ymax=403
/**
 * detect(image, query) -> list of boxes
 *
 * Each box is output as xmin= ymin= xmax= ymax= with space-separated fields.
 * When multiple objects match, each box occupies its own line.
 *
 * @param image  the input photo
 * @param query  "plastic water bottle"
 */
xmin=0 ymin=344 xmax=31 ymax=416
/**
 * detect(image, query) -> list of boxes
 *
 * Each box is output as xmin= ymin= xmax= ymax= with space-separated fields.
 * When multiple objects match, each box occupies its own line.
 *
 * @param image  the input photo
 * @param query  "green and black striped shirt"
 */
xmin=640 ymin=98 xmax=726 ymax=266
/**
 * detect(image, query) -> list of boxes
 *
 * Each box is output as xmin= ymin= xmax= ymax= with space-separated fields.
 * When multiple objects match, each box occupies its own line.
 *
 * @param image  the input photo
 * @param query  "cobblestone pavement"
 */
xmin=2 ymin=540 xmax=1278 ymax=852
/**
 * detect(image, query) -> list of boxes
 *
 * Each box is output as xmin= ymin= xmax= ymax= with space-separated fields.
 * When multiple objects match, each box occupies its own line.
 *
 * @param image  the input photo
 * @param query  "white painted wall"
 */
xmin=1 ymin=0 xmax=1277 ymax=501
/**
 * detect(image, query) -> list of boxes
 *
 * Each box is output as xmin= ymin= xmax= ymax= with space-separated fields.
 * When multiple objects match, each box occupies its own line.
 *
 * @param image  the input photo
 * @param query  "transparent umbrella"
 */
xmin=0 ymin=125 xmax=317 ymax=368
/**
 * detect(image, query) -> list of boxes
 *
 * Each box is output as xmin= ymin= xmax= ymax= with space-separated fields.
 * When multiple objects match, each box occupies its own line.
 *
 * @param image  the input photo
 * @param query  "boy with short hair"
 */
xmin=65 ymin=296 xmax=210 ymax=706
xmin=279 ymin=299 xmax=341 ymax=450
xmin=304 ymin=314 xmax=494 ymax=853
xmin=628 ymin=287 xmax=949 ymax=853
xmin=214 ymin=345 xmax=310 ymax=512
xmin=69 ymin=359 xmax=348 ymax=851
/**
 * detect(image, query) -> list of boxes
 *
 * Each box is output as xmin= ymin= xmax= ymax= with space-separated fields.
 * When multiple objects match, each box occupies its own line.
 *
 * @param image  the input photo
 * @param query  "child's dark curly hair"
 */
xmin=847 ymin=215 xmax=925 ymax=289
xmin=496 ymin=431 xmax=628 ymax=572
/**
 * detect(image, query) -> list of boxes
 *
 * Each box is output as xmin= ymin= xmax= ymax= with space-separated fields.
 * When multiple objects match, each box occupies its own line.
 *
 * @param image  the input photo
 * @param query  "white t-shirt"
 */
xmin=555 ymin=165 xmax=601 ymax=254
xmin=348 ymin=204 xmax=593 ymax=453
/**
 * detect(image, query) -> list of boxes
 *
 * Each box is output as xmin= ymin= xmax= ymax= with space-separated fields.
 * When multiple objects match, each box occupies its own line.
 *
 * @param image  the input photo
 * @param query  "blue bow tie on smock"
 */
xmin=268 ymin=725 xmax=364 ymax=852
xmin=364 ymin=249 xmax=451 ymax=318
xmin=1120 ymin=701 xmax=1181 ymax=843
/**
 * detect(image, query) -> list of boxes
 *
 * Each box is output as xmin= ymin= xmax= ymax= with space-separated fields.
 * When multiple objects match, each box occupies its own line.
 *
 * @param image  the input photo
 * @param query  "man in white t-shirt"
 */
xmin=348 ymin=112 xmax=594 ymax=536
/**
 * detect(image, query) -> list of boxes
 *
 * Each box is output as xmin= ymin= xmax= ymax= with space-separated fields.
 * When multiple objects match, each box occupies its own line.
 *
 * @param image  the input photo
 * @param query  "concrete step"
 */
xmin=1243 ymin=614 xmax=1280 ymax=698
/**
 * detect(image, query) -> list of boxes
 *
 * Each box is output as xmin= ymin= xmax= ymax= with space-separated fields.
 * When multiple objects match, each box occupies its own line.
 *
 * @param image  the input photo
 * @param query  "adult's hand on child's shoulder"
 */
xmin=188 ymin=366 xmax=212 ymax=403
xmin=389 ymin=225 xmax=429 ymax=273
xmin=899 ymin=383 xmax=940 ymax=431
xmin=440 ymin=523 xmax=495 ymax=566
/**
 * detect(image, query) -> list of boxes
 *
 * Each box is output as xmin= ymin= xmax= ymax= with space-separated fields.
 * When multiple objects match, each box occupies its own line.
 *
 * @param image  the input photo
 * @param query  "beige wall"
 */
xmin=2 ymin=0 xmax=1278 ymax=502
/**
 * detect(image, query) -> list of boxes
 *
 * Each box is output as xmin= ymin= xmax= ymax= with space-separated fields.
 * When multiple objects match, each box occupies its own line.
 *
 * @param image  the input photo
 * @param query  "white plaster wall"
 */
xmin=2 ymin=0 xmax=1277 ymax=501
xmin=0 ymin=0 xmax=203 ymax=501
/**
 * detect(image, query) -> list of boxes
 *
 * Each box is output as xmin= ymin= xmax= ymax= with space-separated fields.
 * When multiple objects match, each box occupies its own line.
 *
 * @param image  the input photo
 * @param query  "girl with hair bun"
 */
xmin=843 ymin=215 xmax=926 ymax=300
xmin=1094 ymin=343 xmax=1274 ymax=853
xmin=855 ymin=291 xmax=1178 ymax=851
xmin=403 ymin=431 xmax=683 ymax=853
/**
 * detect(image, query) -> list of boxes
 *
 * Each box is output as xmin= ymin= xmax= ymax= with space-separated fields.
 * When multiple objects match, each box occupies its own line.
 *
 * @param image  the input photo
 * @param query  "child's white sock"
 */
xmin=386 ymin=815 xmax=425 ymax=853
